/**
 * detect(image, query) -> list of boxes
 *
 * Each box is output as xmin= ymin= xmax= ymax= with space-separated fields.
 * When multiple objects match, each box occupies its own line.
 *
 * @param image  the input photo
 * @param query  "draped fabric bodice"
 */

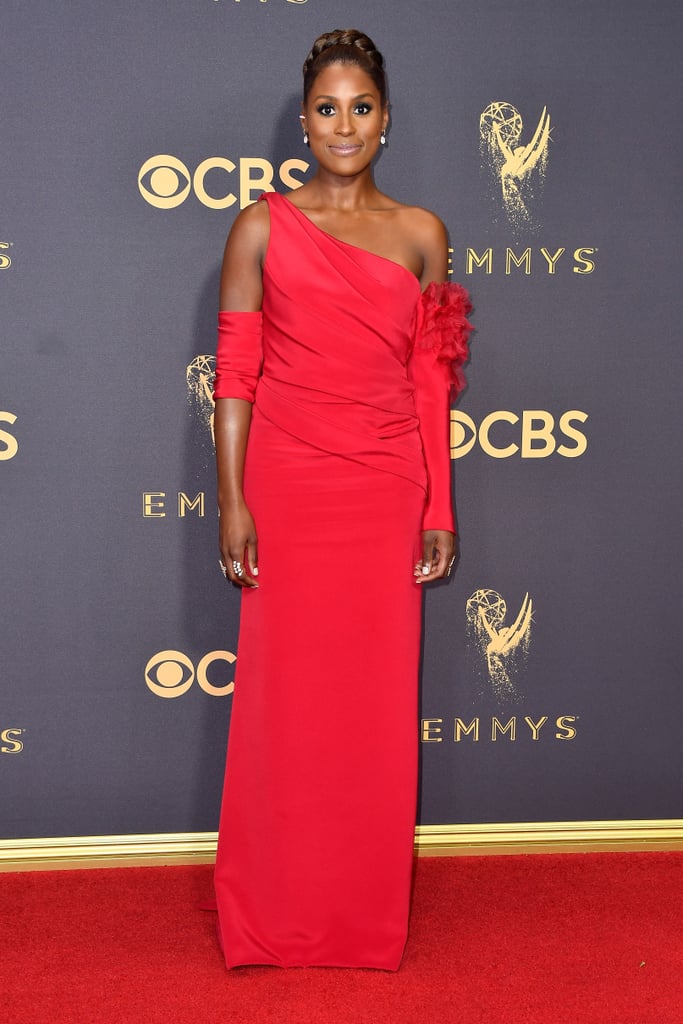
xmin=255 ymin=192 xmax=428 ymax=494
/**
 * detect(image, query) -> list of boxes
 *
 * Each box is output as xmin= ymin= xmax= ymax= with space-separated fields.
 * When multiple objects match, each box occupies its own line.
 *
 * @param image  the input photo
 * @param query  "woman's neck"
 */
xmin=301 ymin=168 xmax=383 ymax=211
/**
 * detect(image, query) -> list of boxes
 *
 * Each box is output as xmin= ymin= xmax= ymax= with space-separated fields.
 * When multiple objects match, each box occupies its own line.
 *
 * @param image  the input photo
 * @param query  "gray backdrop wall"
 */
xmin=2 ymin=0 xmax=681 ymax=841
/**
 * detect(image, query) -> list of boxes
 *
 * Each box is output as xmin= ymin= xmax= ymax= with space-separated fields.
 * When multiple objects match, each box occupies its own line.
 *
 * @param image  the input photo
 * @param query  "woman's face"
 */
xmin=302 ymin=62 xmax=388 ymax=176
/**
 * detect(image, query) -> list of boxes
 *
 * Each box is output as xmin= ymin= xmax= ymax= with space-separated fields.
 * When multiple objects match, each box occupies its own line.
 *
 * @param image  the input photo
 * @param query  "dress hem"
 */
xmin=222 ymin=956 xmax=403 ymax=972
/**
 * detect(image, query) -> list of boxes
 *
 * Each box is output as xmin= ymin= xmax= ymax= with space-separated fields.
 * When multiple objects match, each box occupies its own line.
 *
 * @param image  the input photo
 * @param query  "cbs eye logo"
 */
xmin=145 ymin=649 xmax=236 ymax=698
xmin=138 ymin=154 xmax=308 ymax=210
xmin=450 ymin=409 xmax=588 ymax=459
xmin=138 ymin=155 xmax=191 ymax=209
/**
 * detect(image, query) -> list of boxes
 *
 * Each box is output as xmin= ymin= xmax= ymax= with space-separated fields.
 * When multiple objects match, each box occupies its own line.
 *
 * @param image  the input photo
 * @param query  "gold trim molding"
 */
xmin=0 ymin=832 xmax=218 ymax=872
xmin=1 ymin=820 xmax=681 ymax=872
xmin=414 ymin=819 xmax=683 ymax=856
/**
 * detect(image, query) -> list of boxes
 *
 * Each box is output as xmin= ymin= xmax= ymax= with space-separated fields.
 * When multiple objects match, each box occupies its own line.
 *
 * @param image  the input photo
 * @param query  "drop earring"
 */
xmin=299 ymin=115 xmax=309 ymax=146
xmin=380 ymin=129 xmax=387 ymax=146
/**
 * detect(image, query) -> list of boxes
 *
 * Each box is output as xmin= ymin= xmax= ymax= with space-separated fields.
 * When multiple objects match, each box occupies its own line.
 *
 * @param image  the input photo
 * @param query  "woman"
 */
xmin=212 ymin=29 xmax=472 ymax=970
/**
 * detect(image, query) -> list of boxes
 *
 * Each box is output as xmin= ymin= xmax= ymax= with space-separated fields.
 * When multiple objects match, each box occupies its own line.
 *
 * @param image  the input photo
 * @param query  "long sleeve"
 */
xmin=408 ymin=281 xmax=473 ymax=533
xmin=213 ymin=310 xmax=264 ymax=402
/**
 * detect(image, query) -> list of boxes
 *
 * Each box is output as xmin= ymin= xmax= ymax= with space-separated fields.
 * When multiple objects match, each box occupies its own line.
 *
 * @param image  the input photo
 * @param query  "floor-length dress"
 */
xmin=213 ymin=191 xmax=470 ymax=970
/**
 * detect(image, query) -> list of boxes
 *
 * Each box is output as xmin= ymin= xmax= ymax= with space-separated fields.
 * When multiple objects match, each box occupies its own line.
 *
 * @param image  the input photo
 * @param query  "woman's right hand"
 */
xmin=219 ymin=500 xmax=259 ymax=587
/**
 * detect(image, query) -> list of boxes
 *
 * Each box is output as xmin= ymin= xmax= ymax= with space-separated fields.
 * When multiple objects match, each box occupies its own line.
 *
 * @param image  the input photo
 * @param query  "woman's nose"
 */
xmin=336 ymin=113 xmax=354 ymax=135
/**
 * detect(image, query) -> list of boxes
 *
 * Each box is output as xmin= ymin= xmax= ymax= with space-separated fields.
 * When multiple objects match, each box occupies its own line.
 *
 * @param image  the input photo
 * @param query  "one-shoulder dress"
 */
xmin=212 ymin=191 xmax=471 ymax=971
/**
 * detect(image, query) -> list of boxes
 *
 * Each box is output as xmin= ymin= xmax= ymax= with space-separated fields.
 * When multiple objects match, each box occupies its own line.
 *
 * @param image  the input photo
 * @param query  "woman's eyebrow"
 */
xmin=312 ymin=92 xmax=374 ymax=102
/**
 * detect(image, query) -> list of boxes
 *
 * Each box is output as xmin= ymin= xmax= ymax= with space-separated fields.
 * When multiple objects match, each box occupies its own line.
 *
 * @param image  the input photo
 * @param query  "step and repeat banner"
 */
xmin=2 ymin=0 xmax=680 ymax=840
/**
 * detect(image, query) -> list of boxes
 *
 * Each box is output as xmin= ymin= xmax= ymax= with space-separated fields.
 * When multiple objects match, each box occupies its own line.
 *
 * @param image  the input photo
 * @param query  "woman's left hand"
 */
xmin=414 ymin=530 xmax=456 ymax=583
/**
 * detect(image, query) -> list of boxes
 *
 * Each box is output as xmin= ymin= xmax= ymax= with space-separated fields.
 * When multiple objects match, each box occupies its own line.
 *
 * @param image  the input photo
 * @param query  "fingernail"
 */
xmin=253 ymin=567 xmax=259 ymax=576
xmin=422 ymin=565 xmax=430 ymax=575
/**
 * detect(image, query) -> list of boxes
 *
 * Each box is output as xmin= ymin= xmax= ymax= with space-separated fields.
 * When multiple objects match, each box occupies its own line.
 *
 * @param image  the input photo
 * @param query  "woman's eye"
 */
xmin=317 ymin=104 xmax=335 ymax=116
xmin=354 ymin=103 xmax=372 ymax=115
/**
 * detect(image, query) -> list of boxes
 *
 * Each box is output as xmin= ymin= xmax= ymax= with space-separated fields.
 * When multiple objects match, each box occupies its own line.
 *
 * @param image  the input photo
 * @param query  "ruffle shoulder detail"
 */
xmin=413 ymin=281 xmax=473 ymax=394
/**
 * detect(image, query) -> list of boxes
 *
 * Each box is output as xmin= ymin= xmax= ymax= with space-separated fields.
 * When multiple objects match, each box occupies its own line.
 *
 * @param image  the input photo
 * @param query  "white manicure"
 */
xmin=422 ymin=565 xmax=430 ymax=575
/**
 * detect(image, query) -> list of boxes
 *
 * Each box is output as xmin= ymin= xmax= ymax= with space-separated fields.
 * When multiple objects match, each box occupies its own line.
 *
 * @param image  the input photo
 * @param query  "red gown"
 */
xmin=213 ymin=191 xmax=471 ymax=970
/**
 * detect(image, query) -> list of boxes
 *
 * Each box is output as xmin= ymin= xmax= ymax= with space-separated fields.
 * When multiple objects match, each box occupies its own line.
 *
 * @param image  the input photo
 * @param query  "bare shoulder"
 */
xmin=225 ymin=197 xmax=270 ymax=254
xmin=220 ymin=199 xmax=270 ymax=310
xmin=397 ymin=204 xmax=448 ymax=252
xmin=388 ymin=202 xmax=448 ymax=283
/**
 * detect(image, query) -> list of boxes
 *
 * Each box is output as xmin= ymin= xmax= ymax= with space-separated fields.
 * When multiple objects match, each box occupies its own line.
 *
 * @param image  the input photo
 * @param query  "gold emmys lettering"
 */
xmin=1 ymin=728 xmax=25 ymax=753
xmin=0 ymin=412 xmax=19 ymax=461
xmin=142 ymin=492 xmax=206 ymax=518
xmin=448 ymin=246 xmax=597 ymax=276
xmin=420 ymin=715 xmax=577 ymax=743
xmin=480 ymin=102 xmax=551 ymax=231
xmin=466 ymin=589 xmax=533 ymax=700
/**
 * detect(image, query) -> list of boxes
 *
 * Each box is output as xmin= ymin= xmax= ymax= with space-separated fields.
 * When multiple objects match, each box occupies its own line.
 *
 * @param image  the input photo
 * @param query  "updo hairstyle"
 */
xmin=303 ymin=29 xmax=387 ymax=108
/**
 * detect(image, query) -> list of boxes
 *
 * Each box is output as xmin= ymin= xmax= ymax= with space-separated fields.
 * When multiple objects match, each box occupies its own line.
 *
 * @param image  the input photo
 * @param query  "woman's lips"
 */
xmin=328 ymin=144 xmax=362 ymax=156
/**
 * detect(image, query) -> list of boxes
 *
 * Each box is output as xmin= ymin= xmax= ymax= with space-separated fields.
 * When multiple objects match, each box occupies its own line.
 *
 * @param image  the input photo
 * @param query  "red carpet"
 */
xmin=4 ymin=853 xmax=681 ymax=1024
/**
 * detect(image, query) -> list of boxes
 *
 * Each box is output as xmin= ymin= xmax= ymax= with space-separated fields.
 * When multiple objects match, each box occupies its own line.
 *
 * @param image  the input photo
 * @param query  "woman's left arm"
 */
xmin=409 ymin=211 xmax=456 ymax=584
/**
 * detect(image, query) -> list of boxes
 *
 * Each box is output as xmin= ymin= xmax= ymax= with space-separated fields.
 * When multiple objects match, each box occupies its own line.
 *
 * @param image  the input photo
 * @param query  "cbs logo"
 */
xmin=0 ymin=412 xmax=18 ymax=461
xmin=451 ymin=410 xmax=588 ymax=459
xmin=145 ymin=649 xmax=236 ymax=698
xmin=138 ymin=155 xmax=308 ymax=210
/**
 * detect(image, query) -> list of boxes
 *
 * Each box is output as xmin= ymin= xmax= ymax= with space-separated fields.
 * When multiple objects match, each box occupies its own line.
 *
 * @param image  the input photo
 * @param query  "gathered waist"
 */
xmin=253 ymin=376 xmax=427 ymax=493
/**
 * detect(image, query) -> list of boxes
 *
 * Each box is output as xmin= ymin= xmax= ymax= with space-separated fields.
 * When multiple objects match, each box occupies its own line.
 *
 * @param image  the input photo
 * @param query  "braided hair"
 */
xmin=303 ymin=29 xmax=387 ymax=107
